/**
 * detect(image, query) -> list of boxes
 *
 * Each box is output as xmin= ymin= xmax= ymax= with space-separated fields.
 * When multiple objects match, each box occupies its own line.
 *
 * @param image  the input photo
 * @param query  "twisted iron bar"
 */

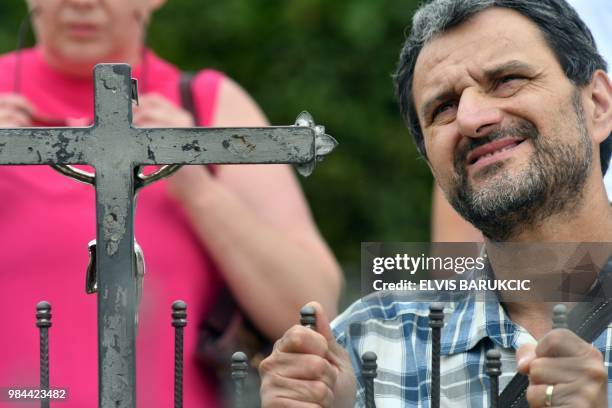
xmin=36 ymin=301 xmax=52 ymax=408
xmin=231 ymin=352 xmax=248 ymax=408
xmin=429 ymin=303 xmax=445 ymax=408
xmin=171 ymin=300 xmax=187 ymax=408
xmin=486 ymin=349 xmax=502 ymax=408
xmin=361 ymin=352 xmax=378 ymax=408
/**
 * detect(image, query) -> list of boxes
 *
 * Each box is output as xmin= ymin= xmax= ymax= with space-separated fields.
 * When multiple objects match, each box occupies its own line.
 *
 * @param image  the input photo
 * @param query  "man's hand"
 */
xmin=517 ymin=329 xmax=608 ymax=407
xmin=132 ymin=93 xmax=194 ymax=128
xmin=259 ymin=302 xmax=356 ymax=407
xmin=0 ymin=94 xmax=34 ymax=127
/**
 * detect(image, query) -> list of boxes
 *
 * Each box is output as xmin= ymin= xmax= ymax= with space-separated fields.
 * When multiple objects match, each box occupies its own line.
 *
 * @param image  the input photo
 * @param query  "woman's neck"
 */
xmin=39 ymin=47 xmax=143 ymax=78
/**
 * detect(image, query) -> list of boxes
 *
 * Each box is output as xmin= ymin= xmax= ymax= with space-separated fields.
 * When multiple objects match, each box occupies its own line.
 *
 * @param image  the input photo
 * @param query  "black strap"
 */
xmin=499 ymin=267 xmax=612 ymax=407
xmin=179 ymin=72 xmax=200 ymax=125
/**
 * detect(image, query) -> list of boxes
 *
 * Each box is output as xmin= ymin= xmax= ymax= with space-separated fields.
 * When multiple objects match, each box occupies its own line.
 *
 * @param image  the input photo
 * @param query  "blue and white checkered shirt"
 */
xmin=331 ymin=287 xmax=612 ymax=407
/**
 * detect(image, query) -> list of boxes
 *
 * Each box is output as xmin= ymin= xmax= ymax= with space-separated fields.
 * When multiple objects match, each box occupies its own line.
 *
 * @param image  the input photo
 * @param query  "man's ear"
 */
xmin=588 ymin=70 xmax=612 ymax=144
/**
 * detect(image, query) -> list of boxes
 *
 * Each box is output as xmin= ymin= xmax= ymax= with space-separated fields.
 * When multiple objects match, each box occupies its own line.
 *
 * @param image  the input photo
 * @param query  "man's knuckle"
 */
xmin=308 ymin=357 xmax=330 ymax=378
xmin=587 ymin=346 xmax=604 ymax=360
xmin=310 ymin=380 xmax=330 ymax=402
xmin=528 ymin=359 xmax=545 ymax=382
xmin=285 ymin=330 xmax=305 ymax=350
xmin=258 ymin=356 xmax=277 ymax=375
xmin=583 ymin=363 xmax=606 ymax=383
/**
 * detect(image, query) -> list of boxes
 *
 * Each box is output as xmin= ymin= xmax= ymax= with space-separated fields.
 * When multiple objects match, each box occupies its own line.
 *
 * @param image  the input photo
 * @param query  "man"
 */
xmin=259 ymin=0 xmax=612 ymax=406
xmin=431 ymin=0 xmax=612 ymax=243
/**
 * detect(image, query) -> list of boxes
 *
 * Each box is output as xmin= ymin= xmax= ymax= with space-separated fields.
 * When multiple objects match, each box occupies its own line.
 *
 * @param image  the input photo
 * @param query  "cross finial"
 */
xmin=552 ymin=304 xmax=568 ymax=329
xmin=36 ymin=301 xmax=52 ymax=328
xmin=428 ymin=302 xmax=445 ymax=328
xmin=172 ymin=300 xmax=187 ymax=328
xmin=300 ymin=305 xmax=317 ymax=329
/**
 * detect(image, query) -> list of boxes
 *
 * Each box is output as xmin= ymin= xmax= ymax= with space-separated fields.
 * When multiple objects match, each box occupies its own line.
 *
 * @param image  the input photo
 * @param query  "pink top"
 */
xmin=0 ymin=48 xmax=225 ymax=407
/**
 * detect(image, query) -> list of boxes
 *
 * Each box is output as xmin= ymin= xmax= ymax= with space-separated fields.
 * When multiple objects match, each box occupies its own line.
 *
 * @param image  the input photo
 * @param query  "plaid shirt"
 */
xmin=331 ymin=271 xmax=612 ymax=407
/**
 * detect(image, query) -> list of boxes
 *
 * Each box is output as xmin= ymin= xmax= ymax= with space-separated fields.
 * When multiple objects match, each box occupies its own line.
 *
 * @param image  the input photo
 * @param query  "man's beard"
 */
xmin=448 ymin=91 xmax=592 ymax=242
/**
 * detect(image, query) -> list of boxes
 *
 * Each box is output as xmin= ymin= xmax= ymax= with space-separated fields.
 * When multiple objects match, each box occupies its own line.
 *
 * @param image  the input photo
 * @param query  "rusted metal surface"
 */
xmin=0 ymin=64 xmax=337 ymax=408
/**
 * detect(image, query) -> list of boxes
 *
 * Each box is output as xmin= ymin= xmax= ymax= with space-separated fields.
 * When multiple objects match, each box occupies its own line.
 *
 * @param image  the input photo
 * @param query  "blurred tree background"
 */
xmin=0 ymin=0 xmax=433 ymax=305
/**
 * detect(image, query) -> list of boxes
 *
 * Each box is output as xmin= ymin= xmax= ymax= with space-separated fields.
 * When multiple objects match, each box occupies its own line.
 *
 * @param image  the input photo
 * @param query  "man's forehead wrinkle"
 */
xmin=416 ymin=45 xmax=523 ymax=117
xmin=416 ymin=18 xmax=521 ymax=81
xmin=417 ymin=6 xmax=547 ymax=73
xmin=413 ymin=36 xmax=475 ymax=113
xmin=413 ymin=9 xmax=551 ymax=118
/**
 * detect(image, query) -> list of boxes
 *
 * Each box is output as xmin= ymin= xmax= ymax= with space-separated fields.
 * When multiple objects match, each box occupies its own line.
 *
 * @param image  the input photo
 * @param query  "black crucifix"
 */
xmin=0 ymin=64 xmax=337 ymax=408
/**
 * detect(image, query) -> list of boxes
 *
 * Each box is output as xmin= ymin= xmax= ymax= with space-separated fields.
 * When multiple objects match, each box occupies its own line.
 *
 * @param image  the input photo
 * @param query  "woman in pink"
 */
xmin=0 ymin=0 xmax=342 ymax=406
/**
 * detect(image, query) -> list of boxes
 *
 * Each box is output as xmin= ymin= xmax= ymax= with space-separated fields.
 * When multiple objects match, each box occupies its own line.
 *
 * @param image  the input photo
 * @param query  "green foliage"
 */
xmin=0 ymin=0 xmax=432 ymax=285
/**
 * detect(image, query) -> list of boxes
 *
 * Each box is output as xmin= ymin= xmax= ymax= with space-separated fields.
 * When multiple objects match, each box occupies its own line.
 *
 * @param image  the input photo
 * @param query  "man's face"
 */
xmin=412 ymin=8 xmax=597 ymax=241
xmin=27 ymin=0 xmax=164 ymax=64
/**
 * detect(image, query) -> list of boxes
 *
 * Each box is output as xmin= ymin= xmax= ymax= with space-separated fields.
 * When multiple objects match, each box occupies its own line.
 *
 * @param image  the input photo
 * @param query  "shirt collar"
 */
xmin=439 ymin=260 xmax=518 ymax=356
xmin=439 ymin=293 xmax=518 ymax=356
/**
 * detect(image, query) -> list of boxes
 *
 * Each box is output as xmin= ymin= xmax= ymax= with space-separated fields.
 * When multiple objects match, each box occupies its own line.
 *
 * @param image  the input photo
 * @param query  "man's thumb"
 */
xmin=303 ymin=301 xmax=335 ymax=342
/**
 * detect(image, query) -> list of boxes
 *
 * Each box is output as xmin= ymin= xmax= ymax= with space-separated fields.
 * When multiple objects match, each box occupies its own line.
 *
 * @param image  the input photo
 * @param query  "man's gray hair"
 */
xmin=394 ymin=0 xmax=611 ymax=175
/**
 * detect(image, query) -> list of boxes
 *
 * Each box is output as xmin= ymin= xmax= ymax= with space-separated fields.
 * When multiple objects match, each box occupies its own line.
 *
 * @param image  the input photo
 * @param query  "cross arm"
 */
xmin=133 ymin=112 xmax=338 ymax=176
xmin=134 ymin=126 xmax=313 ymax=164
xmin=0 ymin=127 xmax=92 ymax=165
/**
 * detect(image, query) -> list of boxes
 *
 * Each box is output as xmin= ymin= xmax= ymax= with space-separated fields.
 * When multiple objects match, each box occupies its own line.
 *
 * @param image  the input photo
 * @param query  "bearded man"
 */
xmin=258 ymin=0 xmax=612 ymax=406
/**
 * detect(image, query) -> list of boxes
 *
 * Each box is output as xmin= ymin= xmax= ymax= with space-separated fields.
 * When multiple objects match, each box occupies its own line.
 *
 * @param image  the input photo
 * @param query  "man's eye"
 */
xmin=432 ymin=101 xmax=457 ymax=121
xmin=493 ymin=75 xmax=527 ymax=96
xmin=498 ymin=75 xmax=525 ymax=86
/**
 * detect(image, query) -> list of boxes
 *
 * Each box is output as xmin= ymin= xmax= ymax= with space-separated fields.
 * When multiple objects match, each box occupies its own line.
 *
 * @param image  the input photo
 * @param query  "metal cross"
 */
xmin=0 ymin=64 xmax=337 ymax=408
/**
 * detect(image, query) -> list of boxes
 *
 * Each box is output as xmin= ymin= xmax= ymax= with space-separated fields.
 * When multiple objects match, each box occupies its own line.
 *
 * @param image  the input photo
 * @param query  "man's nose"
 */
xmin=456 ymin=89 xmax=503 ymax=138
